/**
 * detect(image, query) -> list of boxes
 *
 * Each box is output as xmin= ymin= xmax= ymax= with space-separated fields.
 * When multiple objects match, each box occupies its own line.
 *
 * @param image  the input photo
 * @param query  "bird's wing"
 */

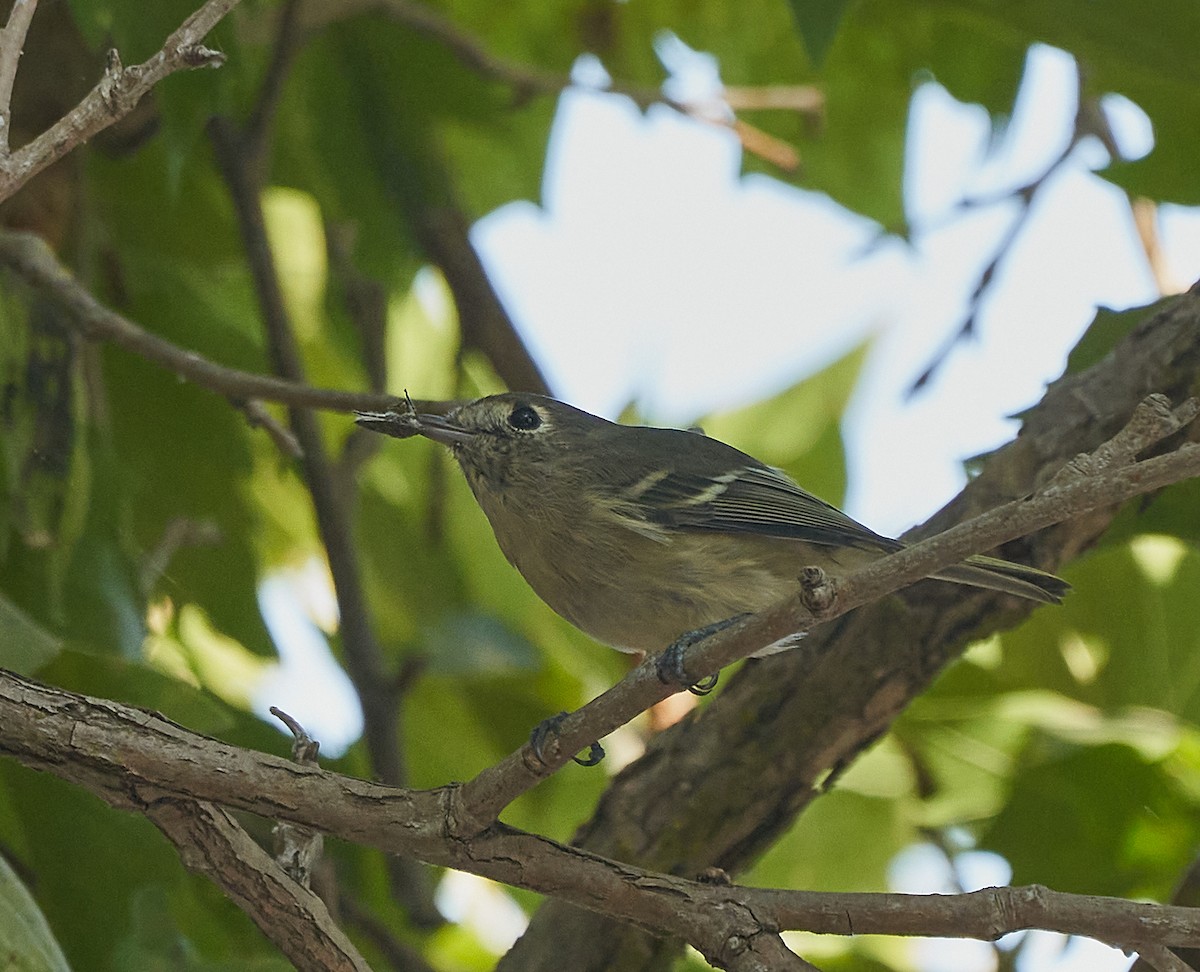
xmin=629 ymin=462 xmax=899 ymax=553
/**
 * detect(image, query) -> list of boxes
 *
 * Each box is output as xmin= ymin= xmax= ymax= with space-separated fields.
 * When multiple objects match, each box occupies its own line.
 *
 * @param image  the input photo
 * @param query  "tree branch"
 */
xmin=2 ymin=668 xmax=1200 ymax=968
xmin=1136 ymin=945 xmax=1198 ymax=972
xmin=0 ymin=0 xmax=244 ymax=202
xmin=0 ymin=0 xmax=38 ymax=155
xmin=145 ymin=799 xmax=371 ymax=972
xmin=276 ymin=0 xmax=819 ymax=174
xmin=0 ymin=230 xmax=443 ymax=414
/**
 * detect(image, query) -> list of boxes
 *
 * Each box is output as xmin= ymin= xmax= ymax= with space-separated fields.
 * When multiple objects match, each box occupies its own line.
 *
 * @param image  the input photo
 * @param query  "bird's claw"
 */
xmin=655 ymin=615 xmax=747 ymax=694
xmin=656 ymin=640 xmax=720 ymax=694
xmin=529 ymin=711 xmax=605 ymax=767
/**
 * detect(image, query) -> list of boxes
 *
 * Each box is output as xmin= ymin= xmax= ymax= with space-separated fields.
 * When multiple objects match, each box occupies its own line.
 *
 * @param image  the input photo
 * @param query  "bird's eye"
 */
xmin=507 ymin=405 xmax=542 ymax=431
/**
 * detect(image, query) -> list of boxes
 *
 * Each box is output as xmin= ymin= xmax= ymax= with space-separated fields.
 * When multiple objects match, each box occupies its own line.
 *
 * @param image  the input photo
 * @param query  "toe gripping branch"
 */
xmin=530 ymin=711 xmax=605 ymax=767
xmin=528 ymin=615 xmax=749 ymax=770
xmin=656 ymin=615 xmax=749 ymax=697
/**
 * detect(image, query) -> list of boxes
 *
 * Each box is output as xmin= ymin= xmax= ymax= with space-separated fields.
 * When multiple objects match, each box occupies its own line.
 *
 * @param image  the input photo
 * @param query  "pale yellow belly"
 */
xmin=501 ymin=526 xmax=876 ymax=654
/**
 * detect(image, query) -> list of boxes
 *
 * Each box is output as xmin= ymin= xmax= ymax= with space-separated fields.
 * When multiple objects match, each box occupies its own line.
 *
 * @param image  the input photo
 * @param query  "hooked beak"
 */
xmin=353 ymin=409 xmax=476 ymax=446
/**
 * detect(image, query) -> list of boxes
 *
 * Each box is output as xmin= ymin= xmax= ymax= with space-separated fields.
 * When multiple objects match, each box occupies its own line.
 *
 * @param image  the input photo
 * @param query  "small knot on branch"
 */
xmin=798 ymin=565 xmax=837 ymax=616
xmin=179 ymin=43 xmax=226 ymax=69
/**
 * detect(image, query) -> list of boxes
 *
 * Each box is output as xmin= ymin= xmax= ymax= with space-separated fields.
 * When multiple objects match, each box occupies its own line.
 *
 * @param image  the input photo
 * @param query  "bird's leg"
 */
xmin=529 ymin=711 xmax=605 ymax=767
xmin=656 ymin=614 xmax=750 ymax=696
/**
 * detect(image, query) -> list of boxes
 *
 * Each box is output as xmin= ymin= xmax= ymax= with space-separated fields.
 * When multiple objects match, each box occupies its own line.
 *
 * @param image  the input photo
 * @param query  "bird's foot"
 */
xmin=655 ymin=614 xmax=749 ymax=696
xmin=529 ymin=711 xmax=605 ymax=767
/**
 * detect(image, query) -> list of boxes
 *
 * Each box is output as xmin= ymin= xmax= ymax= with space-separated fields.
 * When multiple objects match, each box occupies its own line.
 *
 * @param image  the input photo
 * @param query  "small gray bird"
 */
xmin=355 ymin=394 xmax=1068 ymax=659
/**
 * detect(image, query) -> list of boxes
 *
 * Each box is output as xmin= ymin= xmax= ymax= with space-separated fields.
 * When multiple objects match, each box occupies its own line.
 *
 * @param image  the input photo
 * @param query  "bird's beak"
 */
xmin=353 ymin=409 xmax=476 ymax=446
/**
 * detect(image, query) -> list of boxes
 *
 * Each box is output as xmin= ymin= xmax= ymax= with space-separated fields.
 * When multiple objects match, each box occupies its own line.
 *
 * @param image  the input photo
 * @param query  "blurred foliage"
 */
xmin=0 ymin=852 xmax=70 ymax=972
xmin=0 ymin=0 xmax=1197 ymax=970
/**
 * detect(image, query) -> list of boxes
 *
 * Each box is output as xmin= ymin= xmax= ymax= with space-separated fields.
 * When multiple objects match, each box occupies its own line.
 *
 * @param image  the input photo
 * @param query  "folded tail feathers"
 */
xmin=934 ymin=555 xmax=1069 ymax=605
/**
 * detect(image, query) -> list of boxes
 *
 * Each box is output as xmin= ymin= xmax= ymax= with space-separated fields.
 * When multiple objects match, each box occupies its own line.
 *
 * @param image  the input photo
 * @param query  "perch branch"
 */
xmin=4 ymin=669 xmax=1200 ymax=965
xmin=496 ymin=284 xmax=1200 ymax=968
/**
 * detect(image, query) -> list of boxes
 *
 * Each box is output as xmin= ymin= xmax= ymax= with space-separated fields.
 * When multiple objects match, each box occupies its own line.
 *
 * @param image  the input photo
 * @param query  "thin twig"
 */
xmin=210 ymin=116 xmax=404 ymax=791
xmin=0 ymin=0 xmax=39 ymax=155
xmin=1131 ymin=196 xmax=1178 ymax=296
xmin=244 ymin=0 xmax=302 ymax=164
xmin=908 ymin=60 xmax=1093 ymax=394
xmin=325 ymin=220 xmax=387 ymax=394
xmin=240 ymin=399 xmax=304 ymax=457
xmin=0 ymin=0 xmax=243 ymax=201
xmin=269 ymin=707 xmax=324 ymax=888
xmin=139 ymin=516 xmax=222 ymax=595
xmin=1134 ymin=943 xmax=1197 ymax=972
xmin=0 ymin=230 xmax=444 ymax=415
xmin=723 ymin=85 xmax=823 ymax=113
xmin=371 ymin=0 xmax=822 ymax=170
xmin=326 ymin=219 xmax=390 ymax=481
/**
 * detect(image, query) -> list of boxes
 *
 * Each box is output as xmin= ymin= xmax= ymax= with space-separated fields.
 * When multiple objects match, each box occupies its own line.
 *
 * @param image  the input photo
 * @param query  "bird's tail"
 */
xmin=934 ymin=554 xmax=1069 ymax=604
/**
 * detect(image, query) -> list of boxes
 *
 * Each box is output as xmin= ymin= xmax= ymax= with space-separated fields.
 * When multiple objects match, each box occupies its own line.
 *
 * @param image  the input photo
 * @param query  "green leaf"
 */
xmin=923 ymin=8 xmax=1025 ymax=115
xmin=114 ymin=886 xmax=292 ymax=972
xmin=786 ymin=0 xmax=855 ymax=68
xmin=1103 ymin=480 xmax=1200 ymax=548
xmin=0 ymin=762 xmax=181 ymax=969
xmin=0 ymin=853 xmax=72 ymax=972
xmin=940 ymin=0 xmax=1200 ymax=204
xmin=982 ymin=741 xmax=1200 ymax=898
xmin=0 ymin=281 xmax=92 ymax=629
xmin=701 ymin=341 xmax=868 ymax=506
xmin=747 ymin=790 xmax=909 ymax=892
xmin=422 ymin=611 xmax=542 ymax=676
xmin=998 ymin=543 xmax=1200 ymax=723
xmin=276 ymin=13 xmax=551 ymax=287
xmin=0 ymin=592 xmax=63 ymax=674
xmin=1064 ymin=299 xmax=1170 ymax=376
xmin=799 ymin=1 xmax=915 ymax=228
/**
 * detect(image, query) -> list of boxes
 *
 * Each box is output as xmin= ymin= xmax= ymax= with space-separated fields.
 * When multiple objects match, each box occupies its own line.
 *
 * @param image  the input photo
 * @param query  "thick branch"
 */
xmin=0 ymin=0 xmax=243 ymax=201
xmin=2 ymin=669 xmax=1200 ymax=966
xmin=146 ymin=799 xmax=371 ymax=972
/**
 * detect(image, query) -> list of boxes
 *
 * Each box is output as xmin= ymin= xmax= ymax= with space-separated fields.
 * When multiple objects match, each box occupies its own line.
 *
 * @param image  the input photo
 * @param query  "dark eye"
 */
xmin=508 ymin=405 xmax=542 ymax=431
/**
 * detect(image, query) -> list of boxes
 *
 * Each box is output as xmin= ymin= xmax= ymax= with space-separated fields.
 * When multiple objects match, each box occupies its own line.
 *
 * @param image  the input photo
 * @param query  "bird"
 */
xmin=354 ymin=393 xmax=1068 ymax=662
